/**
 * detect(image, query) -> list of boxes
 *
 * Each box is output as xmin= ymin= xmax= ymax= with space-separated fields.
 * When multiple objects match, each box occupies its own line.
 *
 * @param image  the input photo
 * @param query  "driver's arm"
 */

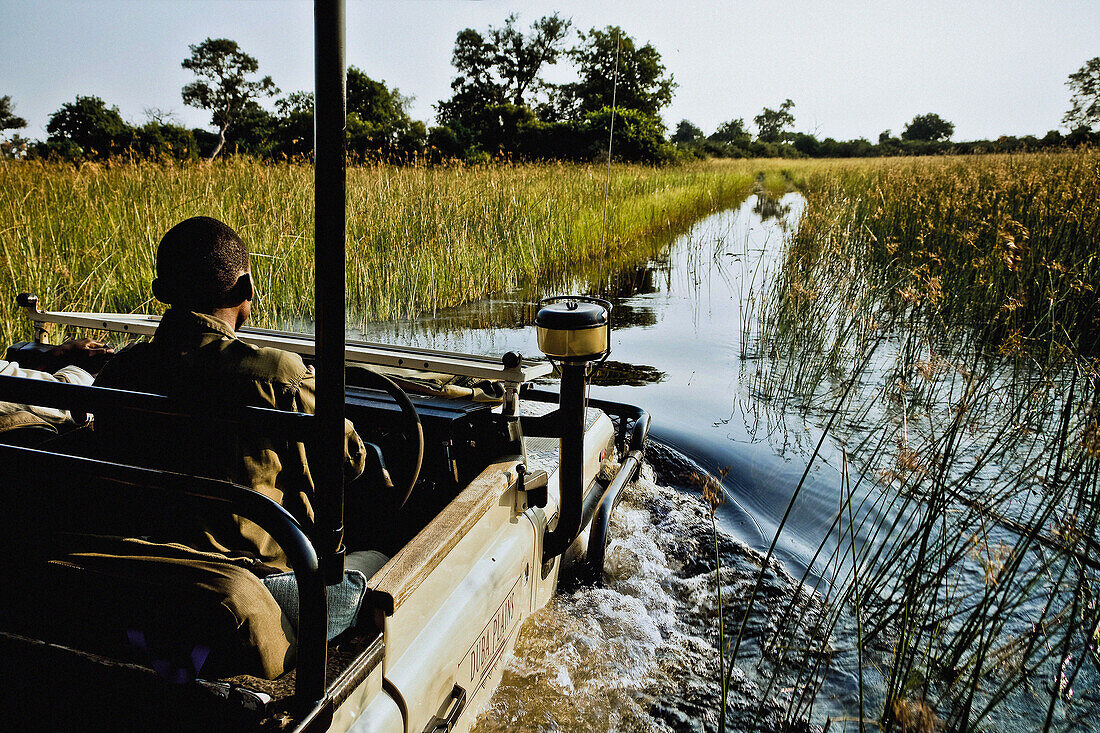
xmin=295 ymin=364 xmax=367 ymax=482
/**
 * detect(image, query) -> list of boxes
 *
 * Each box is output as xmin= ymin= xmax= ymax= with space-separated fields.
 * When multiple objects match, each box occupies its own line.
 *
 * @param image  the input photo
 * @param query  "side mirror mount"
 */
xmin=513 ymin=463 xmax=549 ymax=512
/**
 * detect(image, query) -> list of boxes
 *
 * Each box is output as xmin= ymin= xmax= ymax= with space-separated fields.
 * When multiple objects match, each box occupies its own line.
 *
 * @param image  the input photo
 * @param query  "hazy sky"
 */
xmin=3 ymin=0 xmax=1097 ymax=143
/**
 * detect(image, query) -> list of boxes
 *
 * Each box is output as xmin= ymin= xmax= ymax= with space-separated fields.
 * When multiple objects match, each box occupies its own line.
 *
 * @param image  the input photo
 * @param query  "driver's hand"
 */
xmin=49 ymin=337 xmax=114 ymax=361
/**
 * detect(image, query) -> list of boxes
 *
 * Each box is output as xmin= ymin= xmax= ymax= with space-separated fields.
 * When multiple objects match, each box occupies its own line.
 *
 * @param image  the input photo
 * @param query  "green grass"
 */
xmin=0 ymin=157 xmax=791 ymax=344
xmin=12 ymin=150 xmax=1096 ymax=729
xmin=778 ymin=151 xmax=1100 ymax=356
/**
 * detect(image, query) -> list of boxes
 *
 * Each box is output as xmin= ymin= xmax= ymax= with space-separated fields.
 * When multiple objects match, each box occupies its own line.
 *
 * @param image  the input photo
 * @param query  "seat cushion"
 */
xmin=3 ymin=535 xmax=296 ymax=680
xmin=0 ymin=410 xmax=58 ymax=446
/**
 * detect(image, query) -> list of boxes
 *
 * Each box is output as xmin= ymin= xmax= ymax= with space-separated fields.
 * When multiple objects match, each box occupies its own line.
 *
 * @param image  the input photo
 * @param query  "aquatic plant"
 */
xmin=781 ymin=151 xmax=1100 ymax=356
xmin=739 ymin=150 xmax=1100 ymax=731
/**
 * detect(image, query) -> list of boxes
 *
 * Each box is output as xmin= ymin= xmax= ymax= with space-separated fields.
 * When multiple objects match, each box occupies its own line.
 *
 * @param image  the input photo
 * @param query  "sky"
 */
xmin=2 ymin=0 xmax=1097 ymax=143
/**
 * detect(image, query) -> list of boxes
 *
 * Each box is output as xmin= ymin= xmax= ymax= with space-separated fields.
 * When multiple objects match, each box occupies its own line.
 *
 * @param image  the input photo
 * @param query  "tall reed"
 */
xmin=782 ymin=151 xmax=1100 ymax=356
xmin=738 ymin=151 xmax=1100 ymax=731
xmin=0 ymin=157 xmax=788 ymax=344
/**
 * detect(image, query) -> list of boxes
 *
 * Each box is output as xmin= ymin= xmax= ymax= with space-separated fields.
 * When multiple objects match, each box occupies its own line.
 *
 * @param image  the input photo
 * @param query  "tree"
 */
xmin=426 ymin=125 xmax=463 ymax=161
xmin=0 ymin=96 xmax=28 ymax=158
xmin=45 ymin=95 xmax=132 ymax=159
xmin=789 ymin=132 xmax=820 ymax=157
xmin=134 ymin=120 xmax=198 ymax=161
xmin=436 ymin=14 xmax=570 ymax=143
xmin=901 ymin=113 xmax=954 ymax=142
xmin=671 ymin=120 xmax=703 ymax=144
xmin=273 ymin=71 xmax=426 ymax=160
xmin=347 ymin=67 xmax=419 ymax=133
xmin=556 ymin=26 xmax=676 ymax=119
xmin=1064 ymin=57 xmax=1100 ymax=131
xmin=709 ymin=118 xmax=751 ymax=147
xmin=754 ymin=99 xmax=795 ymax=143
xmin=345 ymin=69 xmax=425 ymax=159
xmin=181 ymin=38 xmax=278 ymax=160
xmin=1 ymin=95 xmax=27 ymax=133
xmin=270 ymin=91 xmax=314 ymax=157
xmin=223 ymin=101 xmax=277 ymax=156
xmin=275 ymin=91 xmax=313 ymax=118
xmin=489 ymin=14 xmax=571 ymax=108
xmin=586 ymin=106 xmax=671 ymax=163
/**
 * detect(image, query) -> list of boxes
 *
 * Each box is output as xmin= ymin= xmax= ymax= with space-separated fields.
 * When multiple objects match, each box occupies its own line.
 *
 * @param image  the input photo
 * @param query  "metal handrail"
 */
xmin=15 ymin=302 xmax=553 ymax=384
xmin=0 ymin=375 xmax=315 ymax=438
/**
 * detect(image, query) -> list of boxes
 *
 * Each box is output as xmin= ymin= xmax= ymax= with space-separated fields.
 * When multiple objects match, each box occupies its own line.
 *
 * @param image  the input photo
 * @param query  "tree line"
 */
xmin=674 ymin=106 xmax=1099 ymax=160
xmin=2 ymin=18 xmax=1098 ymax=164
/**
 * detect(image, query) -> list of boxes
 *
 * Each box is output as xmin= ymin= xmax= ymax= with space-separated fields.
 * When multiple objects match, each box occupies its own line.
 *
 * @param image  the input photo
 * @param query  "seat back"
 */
xmin=0 ymin=439 xmax=329 ymax=704
xmin=0 ymin=409 xmax=58 ymax=447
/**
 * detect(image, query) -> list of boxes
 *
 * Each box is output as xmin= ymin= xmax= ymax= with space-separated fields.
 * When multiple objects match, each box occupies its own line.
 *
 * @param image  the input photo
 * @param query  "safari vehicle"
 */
xmin=0 ymin=2 xmax=648 ymax=731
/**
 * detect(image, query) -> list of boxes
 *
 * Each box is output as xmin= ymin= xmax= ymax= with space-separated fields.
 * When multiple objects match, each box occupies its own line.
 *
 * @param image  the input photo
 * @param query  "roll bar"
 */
xmin=313 ymin=0 xmax=348 ymax=588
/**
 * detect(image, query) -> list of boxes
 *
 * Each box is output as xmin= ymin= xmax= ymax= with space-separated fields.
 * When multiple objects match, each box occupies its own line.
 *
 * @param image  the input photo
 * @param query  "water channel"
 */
xmin=356 ymin=194 xmax=843 ymax=577
xmin=354 ymin=192 xmax=1093 ymax=731
xmin=349 ymin=193 xmax=872 ymax=730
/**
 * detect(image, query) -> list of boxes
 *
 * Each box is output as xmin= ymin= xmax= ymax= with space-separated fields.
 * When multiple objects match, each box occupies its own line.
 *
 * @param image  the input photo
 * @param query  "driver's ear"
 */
xmin=151 ymin=277 xmax=173 ymax=305
xmin=227 ymin=272 xmax=254 ymax=304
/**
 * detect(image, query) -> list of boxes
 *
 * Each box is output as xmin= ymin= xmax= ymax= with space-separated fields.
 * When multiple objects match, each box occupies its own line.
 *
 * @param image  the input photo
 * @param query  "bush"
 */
xmin=517 ymin=119 xmax=589 ymax=161
xmin=133 ymin=123 xmax=199 ymax=161
xmin=585 ymin=107 xmax=672 ymax=163
xmin=425 ymin=126 xmax=463 ymax=162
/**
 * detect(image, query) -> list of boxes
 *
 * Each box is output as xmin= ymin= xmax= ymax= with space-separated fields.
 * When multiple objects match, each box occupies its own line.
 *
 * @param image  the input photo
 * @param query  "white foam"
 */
xmin=474 ymin=465 xmax=814 ymax=732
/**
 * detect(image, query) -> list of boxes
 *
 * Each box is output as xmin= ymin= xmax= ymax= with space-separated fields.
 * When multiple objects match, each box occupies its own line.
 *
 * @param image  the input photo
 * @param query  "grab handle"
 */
xmin=424 ymin=684 xmax=466 ymax=733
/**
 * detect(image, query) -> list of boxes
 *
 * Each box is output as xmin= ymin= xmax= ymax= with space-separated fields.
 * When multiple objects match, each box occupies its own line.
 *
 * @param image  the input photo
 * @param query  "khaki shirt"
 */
xmin=94 ymin=309 xmax=365 ymax=571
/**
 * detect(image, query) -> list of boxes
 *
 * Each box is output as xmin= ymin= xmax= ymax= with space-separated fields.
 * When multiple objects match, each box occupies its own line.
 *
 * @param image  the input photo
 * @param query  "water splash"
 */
xmin=474 ymin=454 xmax=828 ymax=733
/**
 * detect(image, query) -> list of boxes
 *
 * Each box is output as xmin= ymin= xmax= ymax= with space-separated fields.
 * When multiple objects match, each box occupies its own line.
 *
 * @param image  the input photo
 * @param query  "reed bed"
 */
xmin=779 ymin=151 xmax=1100 ymax=357
xmin=736 ymin=151 xmax=1100 ymax=731
xmin=0 ymin=157 xmax=788 ymax=344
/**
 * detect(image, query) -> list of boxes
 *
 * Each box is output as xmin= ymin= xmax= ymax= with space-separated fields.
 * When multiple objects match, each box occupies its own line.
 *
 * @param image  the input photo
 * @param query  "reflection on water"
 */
xmin=752 ymin=192 xmax=792 ymax=221
xmin=589 ymin=360 xmax=666 ymax=388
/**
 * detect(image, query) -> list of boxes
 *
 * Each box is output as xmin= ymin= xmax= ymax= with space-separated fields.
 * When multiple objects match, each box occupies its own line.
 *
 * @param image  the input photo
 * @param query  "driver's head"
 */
xmin=152 ymin=216 xmax=253 ymax=316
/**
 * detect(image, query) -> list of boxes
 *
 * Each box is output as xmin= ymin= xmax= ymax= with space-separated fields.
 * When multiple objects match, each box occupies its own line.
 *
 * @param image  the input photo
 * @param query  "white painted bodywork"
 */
xmin=333 ymin=412 xmax=614 ymax=733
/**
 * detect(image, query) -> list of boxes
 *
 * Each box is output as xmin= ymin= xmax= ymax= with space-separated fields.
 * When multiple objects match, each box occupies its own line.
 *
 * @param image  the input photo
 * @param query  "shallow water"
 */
xmin=352 ymin=195 xmax=866 ymax=729
xmin=353 ymin=194 xmax=1095 ymax=731
xmin=355 ymin=195 xmax=850 ymax=579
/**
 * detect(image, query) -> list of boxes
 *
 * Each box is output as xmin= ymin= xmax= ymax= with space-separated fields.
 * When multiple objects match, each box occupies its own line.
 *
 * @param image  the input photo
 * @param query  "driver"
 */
xmin=94 ymin=216 xmax=385 ymax=639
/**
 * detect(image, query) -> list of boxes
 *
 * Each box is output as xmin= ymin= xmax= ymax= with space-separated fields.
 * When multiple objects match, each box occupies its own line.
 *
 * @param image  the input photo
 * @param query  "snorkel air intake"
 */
xmin=528 ymin=296 xmax=611 ymax=561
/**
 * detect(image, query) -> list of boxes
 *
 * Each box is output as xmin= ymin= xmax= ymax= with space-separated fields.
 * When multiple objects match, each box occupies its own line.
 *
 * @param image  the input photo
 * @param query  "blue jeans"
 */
xmin=262 ymin=549 xmax=387 ymax=640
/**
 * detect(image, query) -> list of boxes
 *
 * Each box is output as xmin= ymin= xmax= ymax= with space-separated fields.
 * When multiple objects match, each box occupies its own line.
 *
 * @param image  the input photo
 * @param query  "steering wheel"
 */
xmin=350 ymin=368 xmax=424 ymax=507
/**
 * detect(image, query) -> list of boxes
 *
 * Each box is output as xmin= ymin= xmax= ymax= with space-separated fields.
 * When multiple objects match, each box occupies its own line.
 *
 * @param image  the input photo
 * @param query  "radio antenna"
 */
xmin=596 ymin=29 xmax=621 ymax=293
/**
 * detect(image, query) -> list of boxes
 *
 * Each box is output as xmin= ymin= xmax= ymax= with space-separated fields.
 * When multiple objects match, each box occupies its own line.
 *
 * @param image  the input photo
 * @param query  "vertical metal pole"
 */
xmin=542 ymin=363 xmax=586 ymax=560
xmin=315 ymin=0 xmax=347 ymax=587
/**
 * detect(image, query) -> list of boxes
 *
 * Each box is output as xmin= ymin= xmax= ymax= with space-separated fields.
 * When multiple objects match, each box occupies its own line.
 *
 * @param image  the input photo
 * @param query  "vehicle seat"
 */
xmin=0 ymin=410 xmax=58 ymax=447
xmin=2 ymin=534 xmax=296 ymax=680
